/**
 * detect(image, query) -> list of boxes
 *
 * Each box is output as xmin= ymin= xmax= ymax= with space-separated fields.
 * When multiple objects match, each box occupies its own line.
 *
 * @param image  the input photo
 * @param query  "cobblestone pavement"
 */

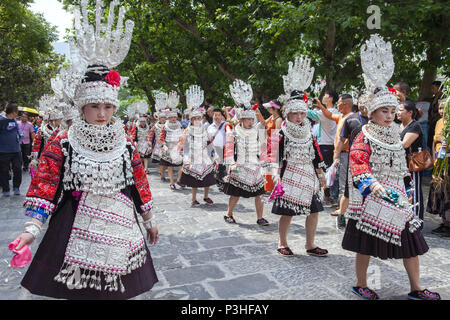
xmin=0 ymin=164 xmax=449 ymax=300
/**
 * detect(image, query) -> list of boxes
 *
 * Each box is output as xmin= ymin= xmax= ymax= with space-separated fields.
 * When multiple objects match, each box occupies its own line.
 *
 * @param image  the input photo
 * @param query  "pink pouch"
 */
xmin=8 ymin=239 xmax=32 ymax=268
xmin=269 ymin=183 xmax=285 ymax=202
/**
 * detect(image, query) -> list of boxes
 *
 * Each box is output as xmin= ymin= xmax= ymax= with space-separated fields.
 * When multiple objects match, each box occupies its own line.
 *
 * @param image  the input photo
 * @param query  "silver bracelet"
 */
xmin=143 ymin=218 xmax=155 ymax=230
xmin=24 ymin=221 xmax=42 ymax=239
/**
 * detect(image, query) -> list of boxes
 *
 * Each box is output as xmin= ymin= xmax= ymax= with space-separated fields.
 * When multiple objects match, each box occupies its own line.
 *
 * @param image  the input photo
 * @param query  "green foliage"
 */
xmin=59 ymin=0 xmax=449 ymax=107
xmin=0 ymin=0 xmax=65 ymax=107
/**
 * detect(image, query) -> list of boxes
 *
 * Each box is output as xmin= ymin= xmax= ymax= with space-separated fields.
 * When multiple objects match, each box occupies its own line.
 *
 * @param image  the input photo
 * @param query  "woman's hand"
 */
xmin=273 ymin=175 xmax=281 ymax=186
xmin=319 ymin=176 xmax=327 ymax=188
xmin=146 ymin=226 xmax=159 ymax=245
xmin=371 ymin=182 xmax=386 ymax=198
xmin=14 ymin=232 xmax=35 ymax=250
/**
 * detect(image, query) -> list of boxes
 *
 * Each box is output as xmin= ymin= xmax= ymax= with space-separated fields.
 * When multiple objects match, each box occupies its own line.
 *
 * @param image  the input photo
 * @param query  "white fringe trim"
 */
xmin=53 ymin=246 xmax=147 ymax=293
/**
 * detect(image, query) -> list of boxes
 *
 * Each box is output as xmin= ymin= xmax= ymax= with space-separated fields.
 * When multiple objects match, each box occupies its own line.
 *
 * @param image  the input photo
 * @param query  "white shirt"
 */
xmin=317 ymin=107 xmax=339 ymax=145
xmin=207 ymin=120 xmax=228 ymax=148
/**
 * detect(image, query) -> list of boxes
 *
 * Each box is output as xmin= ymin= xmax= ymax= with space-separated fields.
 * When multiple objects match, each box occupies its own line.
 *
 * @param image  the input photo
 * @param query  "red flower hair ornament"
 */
xmin=105 ymin=70 xmax=121 ymax=87
xmin=388 ymin=87 xmax=397 ymax=95
xmin=303 ymin=94 xmax=308 ymax=104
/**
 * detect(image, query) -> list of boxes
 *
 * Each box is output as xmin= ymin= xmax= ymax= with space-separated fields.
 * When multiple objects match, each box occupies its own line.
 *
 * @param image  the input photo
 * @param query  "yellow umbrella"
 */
xmin=18 ymin=106 xmax=39 ymax=115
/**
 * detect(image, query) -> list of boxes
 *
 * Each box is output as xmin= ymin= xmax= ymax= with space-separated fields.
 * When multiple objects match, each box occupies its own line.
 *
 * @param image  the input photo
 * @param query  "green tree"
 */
xmin=0 ymin=0 xmax=65 ymax=108
xmin=60 ymin=0 xmax=449 ymax=108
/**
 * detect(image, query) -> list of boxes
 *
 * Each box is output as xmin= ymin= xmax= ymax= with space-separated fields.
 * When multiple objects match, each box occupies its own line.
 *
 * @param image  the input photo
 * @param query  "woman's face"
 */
xmin=438 ymin=103 xmax=444 ymax=117
xmin=396 ymin=104 xmax=412 ymax=123
xmin=190 ymin=116 xmax=202 ymax=127
xmin=168 ymin=116 xmax=177 ymax=123
xmin=241 ymin=118 xmax=254 ymax=129
xmin=83 ymin=103 xmax=115 ymax=125
xmin=371 ymin=106 xmax=396 ymax=127
xmin=158 ymin=116 xmax=166 ymax=124
xmin=287 ymin=111 xmax=306 ymax=125
xmin=268 ymin=107 xmax=277 ymax=115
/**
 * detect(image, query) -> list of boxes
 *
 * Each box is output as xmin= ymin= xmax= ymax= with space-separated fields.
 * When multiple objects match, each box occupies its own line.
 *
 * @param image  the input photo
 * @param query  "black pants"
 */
xmin=0 ymin=152 xmax=22 ymax=192
xmin=319 ymin=144 xmax=334 ymax=198
xmin=21 ymin=143 xmax=31 ymax=170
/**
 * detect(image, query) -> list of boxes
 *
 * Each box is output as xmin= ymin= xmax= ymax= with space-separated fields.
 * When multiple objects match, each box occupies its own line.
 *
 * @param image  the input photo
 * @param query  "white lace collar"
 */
xmin=362 ymin=121 xmax=403 ymax=151
xmin=68 ymin=117 xmax=127 ymax=161
xmin=281 ymin=119 xmax=312 ymax=143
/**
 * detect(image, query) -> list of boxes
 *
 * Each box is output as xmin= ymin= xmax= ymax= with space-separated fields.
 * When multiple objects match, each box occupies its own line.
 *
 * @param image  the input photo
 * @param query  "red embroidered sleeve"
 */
xmin=312 ymin=136 xmax=326 ymax=170
xmin=128 ymin=137 xmax=153 ymax=214
xmin=349 ymin=131 xmax=373 ymax=182
xmin=129 ymin=124 xmax=137 ymax=141
xmin=158 ymin=127 xmax=167 ymax=144
xmin=31 ymin=130 xmax=43 ymax=156
xmin=263 ymin=129 xmax=279 ymax=166
xmin=146 ymin=126 xmax=155 ymax=146
xmin=25 ymin=131 xmax=66 ymax=215
xmin=224 ymin=130 xmax=235 ymax=165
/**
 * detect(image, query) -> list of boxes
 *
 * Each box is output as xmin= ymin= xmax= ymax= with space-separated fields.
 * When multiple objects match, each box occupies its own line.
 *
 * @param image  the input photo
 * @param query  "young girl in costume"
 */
xmin=13 ymin=0 xmax=159 ymax=299
xmin=178 ymin=85 xmax=218 ymax=205
xmin=223 ymin=80 xmax=269 ymax=226
xmin=342 ymin=34 xmax=440 ymax=300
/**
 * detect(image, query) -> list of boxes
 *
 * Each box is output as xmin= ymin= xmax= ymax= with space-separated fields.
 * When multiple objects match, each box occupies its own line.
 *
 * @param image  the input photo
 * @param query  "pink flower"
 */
xmin=105 ymin=70 xmax=121 ymax=87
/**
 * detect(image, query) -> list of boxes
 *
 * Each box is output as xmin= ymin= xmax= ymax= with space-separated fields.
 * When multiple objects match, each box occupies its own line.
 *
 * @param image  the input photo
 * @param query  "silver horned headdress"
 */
xmin=51 ymin=71 xmax=79 ymax=121
xmin=360 ymin=34 xmax=398 ymax=115
xmin=72 ymin=0 xmax=134 ymax=111
xmin=154 ymin=91 xmax=168 ymax=119
xmin=229 ymin=79 xmax=254 ymax=119
xmin=166 ymin=90 xmax=180 ymax=118
xmin=282 ymin=55 xmax=314 ymax=115
xmin=185 ymin=85 xmax=205 ymax=118
xmin=128 ymin=99 xmax=149 ymax=121
xmin=38 ymin=95 xmax=63 ymax=121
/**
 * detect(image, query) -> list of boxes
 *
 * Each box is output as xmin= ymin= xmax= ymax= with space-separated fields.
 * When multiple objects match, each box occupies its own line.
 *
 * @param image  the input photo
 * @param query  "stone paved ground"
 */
xmin=0 ymin=164 xmax=449 ymax=300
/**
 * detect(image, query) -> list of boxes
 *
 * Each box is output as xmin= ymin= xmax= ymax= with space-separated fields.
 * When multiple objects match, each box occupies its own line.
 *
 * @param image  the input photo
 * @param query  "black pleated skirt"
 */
xmin=21 ymin=192 xmax=158 ymax=300
xmin=342 ymin=219 xmax=429 ymax=260
xmin=222 ymin=182 xmax=265 ymax=198
xmin=271 ymin=194 xmax=323 ymax=216
xmin=159 ymin=159 xmax=181 ymax=167
xmin=179 ymin=171 xmax=216 ymax=188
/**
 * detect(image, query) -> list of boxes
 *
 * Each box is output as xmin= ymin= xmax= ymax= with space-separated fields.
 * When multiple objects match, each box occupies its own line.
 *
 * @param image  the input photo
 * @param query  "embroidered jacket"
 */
xmin=24 ymin=131 xmax=153 ymax=223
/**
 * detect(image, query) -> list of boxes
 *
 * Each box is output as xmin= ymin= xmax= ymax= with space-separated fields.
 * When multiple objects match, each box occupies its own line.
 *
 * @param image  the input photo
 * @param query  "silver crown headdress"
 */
xmin=185 ymin=85 xmax=205 ymax=118
xmin=38 ymin=95 xmax=63 ymax=121
xmin=154 ymin=91 xmax=168 ymax=119
xmin=360 ymin=34 xmax=398 ymax=115
xmin=51 ymin=71 xmax=79 ymax=121
xmin=72 ymin=0 xmax=134 ymax=111
xmin=166 ymin=90 xmax=180 ymax=118
xmin=128 ymin=99 xmax=149 ymax=121
xmin=229 ymin=79 xmax=254 ymax=119
xmin=282 ymin=55 xmax=314 ymax=115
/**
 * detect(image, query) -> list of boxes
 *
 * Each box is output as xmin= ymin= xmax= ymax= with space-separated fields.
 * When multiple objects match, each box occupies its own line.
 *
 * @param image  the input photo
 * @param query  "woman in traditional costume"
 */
xmin=270 ymin=56 xmax=328 ymax=257
xmin=342 ymin=34 xmax=440 ymax=300
xmin=179 ymin=85 xmax=218 ymax=205
xmin=146 ymin=93 xmax=168 ymax=181
xmin=222 ymin=80 xmax=269 ymax=226
xmin=30 ymin=95 xmax=63 ymax=169
xmin=129 ymin=100 xmax=151 ymax=173
xmin=12 ymin=0 xmax=159 ymax=300
xmin=158 ymin=91 xmax=184 ymax=190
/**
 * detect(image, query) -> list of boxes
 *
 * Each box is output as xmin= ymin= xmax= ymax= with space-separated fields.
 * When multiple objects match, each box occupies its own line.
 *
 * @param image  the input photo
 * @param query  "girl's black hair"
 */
xmin=83 ymin=64 xmax=110 ymax=83
xmin=401 ymin=100 xmax=423 ymax=121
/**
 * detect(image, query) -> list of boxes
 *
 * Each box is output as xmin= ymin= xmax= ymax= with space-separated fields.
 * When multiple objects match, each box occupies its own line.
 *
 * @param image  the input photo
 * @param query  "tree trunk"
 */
xmin=322 ymin=20 xmax=336 ymax=98
xmin=418 ymin=44 xmax=441 ymax=101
